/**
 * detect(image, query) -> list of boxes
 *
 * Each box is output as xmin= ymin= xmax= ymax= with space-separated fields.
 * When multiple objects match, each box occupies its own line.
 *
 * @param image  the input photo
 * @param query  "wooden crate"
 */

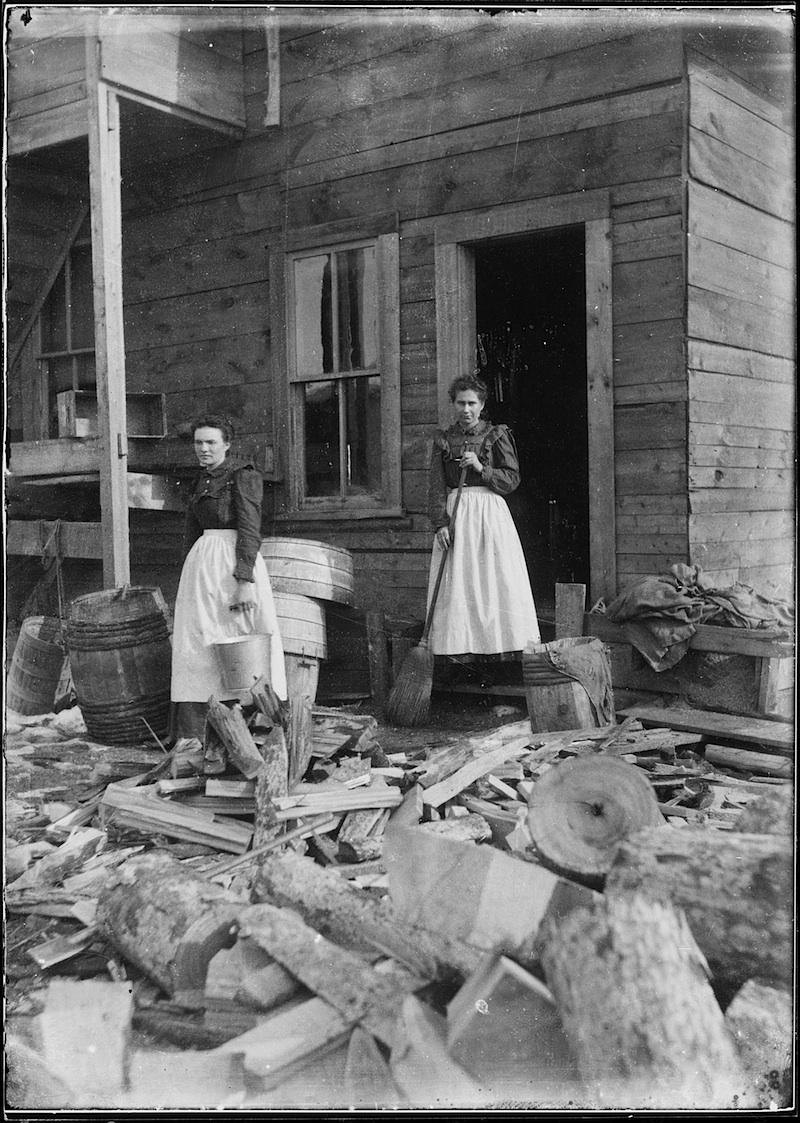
xmin=57 ymin=390 xmax=167 ymax=438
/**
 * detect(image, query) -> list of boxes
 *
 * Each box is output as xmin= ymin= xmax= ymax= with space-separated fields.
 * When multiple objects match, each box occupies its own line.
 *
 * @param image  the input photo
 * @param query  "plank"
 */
xmin=689 ymin=126 xmax=794 ymax=222
xmin=615 ymin=401 xmax=687 ymax=450
xmin=688 ymin=285 xmax=794 ymax=360
xmin=688 ymin=180 xmax=793 ymax=270
xmin=616 ymin=705 xmax=794 ymax=752
xmin=613 ymin=256 xmax=683 ymax=324
xmin=585 ymin=615 xmax=792 ymax=659
xmin=422 ymin=746 xmax=531 ymax=808
xmin=688 ymin=373 xmax=794 ymax=431
xmin=689 ymin=236 xmax=793 ymax=312
xmin=687 ymin=339 xmax=794 ymax=387
xmin=7 ymin=519 xmax=104 ymax=559
xmin=686 ymin=48 xmax=792 ymax=133
xmin=613 ymin=317 xmax=685 ymax=386
xmin=689 ymin=76 xmax=793 ymax=176
xmin=6 ymin=98 xmax=88 ymax=155
xmin=704 ymin=744 xmax=792 ymax=780
xmin=272 ymin=785 xmax=402 ymax=819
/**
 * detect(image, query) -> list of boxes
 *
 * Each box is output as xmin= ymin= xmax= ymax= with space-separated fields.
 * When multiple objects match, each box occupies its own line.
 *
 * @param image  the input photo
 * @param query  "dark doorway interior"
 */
xmin=474 ymin=226 xmax=589 ymax=626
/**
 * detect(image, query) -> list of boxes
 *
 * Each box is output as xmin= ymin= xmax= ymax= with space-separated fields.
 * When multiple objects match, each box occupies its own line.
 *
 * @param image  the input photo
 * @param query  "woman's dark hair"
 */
xmin=448 ymin=374 xmax=488 ymax=404
xmin=192 ymin=414 xmax=235 ymax=444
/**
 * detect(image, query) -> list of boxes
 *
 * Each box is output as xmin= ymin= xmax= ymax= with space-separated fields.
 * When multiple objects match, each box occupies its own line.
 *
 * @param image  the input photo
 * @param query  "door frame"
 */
xmin=433 ymin=189 xmax=616 ymax=603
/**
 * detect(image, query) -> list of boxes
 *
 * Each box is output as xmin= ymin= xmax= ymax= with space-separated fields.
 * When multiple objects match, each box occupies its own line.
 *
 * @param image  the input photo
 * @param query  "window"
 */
xmin=37 ymin=223 xmax=95 ymax=437
xmin=286 ymin=232 xmax=400 ymax=514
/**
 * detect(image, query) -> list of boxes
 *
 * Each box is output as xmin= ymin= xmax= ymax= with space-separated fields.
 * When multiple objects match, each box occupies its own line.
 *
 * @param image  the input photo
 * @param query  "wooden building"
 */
xmin=5 ymin=7 xmax=795 ymax=638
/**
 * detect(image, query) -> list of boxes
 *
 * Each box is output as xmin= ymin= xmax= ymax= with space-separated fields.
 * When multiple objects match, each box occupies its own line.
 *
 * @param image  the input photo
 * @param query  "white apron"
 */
xmin=426 ymin=487 xmax=540 ymax=656
xmin=171 ymin=529 xmax=287 ymax=701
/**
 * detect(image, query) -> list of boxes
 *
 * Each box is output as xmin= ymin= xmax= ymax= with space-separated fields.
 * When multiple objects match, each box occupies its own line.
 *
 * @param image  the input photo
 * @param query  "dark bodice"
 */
xmin=182 ymin=459 xmax=263 ymax=581
xmin=428 ymin=420 xmax=521 ymax=529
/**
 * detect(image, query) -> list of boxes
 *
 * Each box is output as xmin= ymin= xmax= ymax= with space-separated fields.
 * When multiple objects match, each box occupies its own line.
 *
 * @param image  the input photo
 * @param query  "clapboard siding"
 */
xmin=686 ymin=61 xmax=795 ymax=595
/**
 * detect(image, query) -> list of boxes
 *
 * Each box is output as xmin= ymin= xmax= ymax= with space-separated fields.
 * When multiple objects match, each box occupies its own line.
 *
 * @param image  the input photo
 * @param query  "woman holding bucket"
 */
xmin=171 ymin=414 xmax=287 ymax=739
xmin=427 ymin=374 xmax=540 ymax=674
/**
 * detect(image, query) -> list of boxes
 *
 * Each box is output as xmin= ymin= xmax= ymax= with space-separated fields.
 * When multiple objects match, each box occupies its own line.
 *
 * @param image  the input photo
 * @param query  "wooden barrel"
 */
xmin=273 ymin=591 xmax=327 ymax=659
xmin=261 ymin=537 xmax=354 ymax=605
xmin=65 ymin=586 xmax=172 ymax=746
xmin=523 ymin=636 xmax=614 ymax=734
xmin=6 ymin=616 xmax=67 ymax=715
xmin=274 ymin=591 xmax=326 ymax=703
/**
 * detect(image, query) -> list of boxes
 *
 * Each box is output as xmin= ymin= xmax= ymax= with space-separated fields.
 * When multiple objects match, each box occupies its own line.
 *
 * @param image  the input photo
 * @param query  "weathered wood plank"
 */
xmin=689 ymin=236 xmax=793 ymax=312
xmin=691 ymin=536 xmax=795 ymax=571
xmin=689 ymin=284 xmax=794 ymax=358
xmin=613 ymin=318 xmax=685 ymax=386
xmin=586 ymin=216 xmax=616 ymax=602
xmin=616 ymin=704 xmax=794 ymax=751
xmin=688 ymin=181 xmax=793 ymax=270
xmin=688 ymin=488 xmax=794 ymax=514
xmin=689 ymin=127 xmax=794 ymax=222
xmin=615 ymin=449 xmax=687 ymax=495
xmin=7 ymin=520 xmax=104 ymax=559
xmin=687 ymin=339 xmax=794 ymax=386
xmin=688 ymin=373 xmax=794 ymax=430
xmin=6 ymin=99 xmax=88 ymax=155
xmin=688 ymin=509 xmax=793 ymax=542
xmin=686 ymin=48 xmax=792 ymax=133
xmin=689 ymin=76 xmax=793 ymax=176
xmin=689 ymin=442 xmax=793 ymax=471
xmin=615 ymin=402 xmax=686 ymax=449
xmin=613 ymin=257 xmax=683 ymax=324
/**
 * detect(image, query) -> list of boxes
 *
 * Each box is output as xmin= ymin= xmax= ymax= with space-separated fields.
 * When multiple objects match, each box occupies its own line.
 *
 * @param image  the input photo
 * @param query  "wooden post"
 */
xmin=555 ymin=583 xmax=586 ymax=639
xmin=86 ymin=37 xmax=130 ymax=587
xmin=585 ymin=218 xmax=615 ymax=604
xmin=366 ymin=611 xmax=390 ymax=707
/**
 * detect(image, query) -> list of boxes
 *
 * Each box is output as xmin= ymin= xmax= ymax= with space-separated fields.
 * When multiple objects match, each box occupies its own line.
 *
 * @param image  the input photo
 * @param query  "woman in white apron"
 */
xmin=427 ymin=375 xmax=540 ymax=674
xmin=171 ymin=415 xmax=287 ymax=739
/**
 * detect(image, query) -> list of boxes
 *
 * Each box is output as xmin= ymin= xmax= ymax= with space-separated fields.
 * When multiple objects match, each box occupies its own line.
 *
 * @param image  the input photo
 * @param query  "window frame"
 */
xmin=279 ymin=227 xmax=401 ymax=520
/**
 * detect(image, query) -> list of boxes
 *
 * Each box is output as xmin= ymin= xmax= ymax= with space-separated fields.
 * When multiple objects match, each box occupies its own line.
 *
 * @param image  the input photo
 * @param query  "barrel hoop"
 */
xmin=66 ymin=618 xmax=170 ymax=651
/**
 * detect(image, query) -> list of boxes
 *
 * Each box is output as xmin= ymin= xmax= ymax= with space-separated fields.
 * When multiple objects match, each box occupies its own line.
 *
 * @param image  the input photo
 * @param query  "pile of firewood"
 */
xmin=5 ymin=700 xmax=793 ymax=1110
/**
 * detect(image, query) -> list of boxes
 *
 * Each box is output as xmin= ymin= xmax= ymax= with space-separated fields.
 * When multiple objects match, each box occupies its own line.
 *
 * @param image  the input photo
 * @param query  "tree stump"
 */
xmin=527 ymin=755 xmax=663 ymax=885
xmin=605 ymin=826 xmax=793 ymax=992
xmin=538 ymin=891 xmax=752 ymax=1109
xmin=97 ymin=851 xmax=244 ymax=1003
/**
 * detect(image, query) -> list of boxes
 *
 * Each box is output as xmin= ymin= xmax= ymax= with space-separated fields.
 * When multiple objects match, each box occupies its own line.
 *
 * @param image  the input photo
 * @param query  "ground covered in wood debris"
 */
xmin=4 ymin=689 xmax=794 ymax=1112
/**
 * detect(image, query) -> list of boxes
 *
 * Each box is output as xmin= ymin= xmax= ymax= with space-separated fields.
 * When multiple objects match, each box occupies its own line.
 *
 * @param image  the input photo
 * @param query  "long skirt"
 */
xmin=426 ymin=487 xmax=540 ymax=657
xmin=171 ymin=529 xmax=287 ymax=702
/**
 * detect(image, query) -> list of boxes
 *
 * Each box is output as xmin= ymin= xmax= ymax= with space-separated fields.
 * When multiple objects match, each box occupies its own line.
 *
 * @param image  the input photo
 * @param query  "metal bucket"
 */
xmin=213 ymin=633 xmax=272 ymax=693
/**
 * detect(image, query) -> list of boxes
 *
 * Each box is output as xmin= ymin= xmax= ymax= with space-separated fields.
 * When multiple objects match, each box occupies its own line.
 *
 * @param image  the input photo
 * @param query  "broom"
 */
xmin=385 ymin=462 xmax=468 ymax=726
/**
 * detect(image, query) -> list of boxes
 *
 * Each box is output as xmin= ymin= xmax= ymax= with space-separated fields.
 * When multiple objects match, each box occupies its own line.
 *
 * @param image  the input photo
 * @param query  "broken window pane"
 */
xmin=303 ymin=380 xmax=340 ymax=497
xmin=337 ymin=247 xmax=377 ymax=372
xmin=294 ymin=254 xmax=333 ymax=376
xmin=343 ymin=375 xmax=382 ymax=496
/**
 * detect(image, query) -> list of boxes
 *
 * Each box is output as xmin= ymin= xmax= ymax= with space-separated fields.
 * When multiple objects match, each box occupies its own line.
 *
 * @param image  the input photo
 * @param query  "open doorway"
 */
xmin=474 ymin=226 xmax=589 ymax=625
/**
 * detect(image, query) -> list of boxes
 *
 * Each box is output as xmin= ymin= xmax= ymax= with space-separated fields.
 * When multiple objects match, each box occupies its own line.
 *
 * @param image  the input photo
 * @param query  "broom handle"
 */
xmin=420 ymin=463 xmax=468 ymax=644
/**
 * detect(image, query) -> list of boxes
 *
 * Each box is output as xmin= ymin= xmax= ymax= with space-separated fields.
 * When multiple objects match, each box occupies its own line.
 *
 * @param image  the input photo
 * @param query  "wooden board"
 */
xmin=616 ymin=704 xmax=794 ymax=752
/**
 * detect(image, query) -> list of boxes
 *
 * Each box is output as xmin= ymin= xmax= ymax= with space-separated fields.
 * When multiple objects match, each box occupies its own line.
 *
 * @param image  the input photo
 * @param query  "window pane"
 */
xmin=50 ymin=356 xmax=75 ymax=394
xmin=70 ymin=245 xmax=94 ymax=349
xmin=303 ymin=380 xmax=340 ymax=497
xmin=42 ymin=264 xmax=67 ymax=352
xmin=344 ymin=375 xmax=381 ymax=497
xmin=294 ymin=255 xmax=333 ymax=375
xmin=76 ymin=353 xmax=96 ymax=390
xmin=337 ymin=247 xmax=377 ymax=371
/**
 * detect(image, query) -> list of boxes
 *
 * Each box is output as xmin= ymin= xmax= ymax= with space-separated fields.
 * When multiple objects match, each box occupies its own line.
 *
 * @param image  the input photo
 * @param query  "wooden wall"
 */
xmin=686 ymin=55 xmax=795 ymax=598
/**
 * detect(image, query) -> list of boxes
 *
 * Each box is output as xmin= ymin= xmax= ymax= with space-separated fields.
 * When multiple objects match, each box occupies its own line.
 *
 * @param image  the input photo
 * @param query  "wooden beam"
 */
xmin=434 ymin=242 xmax=475 ymax=425
xmin=86 ymin=43 xmax=129 ymax=587
xmin=616 ymin=703 xmax=794 ymax=753
xmin=585 ymin=217 xmax=616 ymax=602
xmin=584 ymin=612 xmax=793 ymax=660
xmin=263 ymin=17 xmax=280 ymax=126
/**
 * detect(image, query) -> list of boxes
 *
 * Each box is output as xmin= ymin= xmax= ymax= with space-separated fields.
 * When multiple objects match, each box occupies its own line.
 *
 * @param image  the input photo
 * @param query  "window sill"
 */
xmin=275 ymin=507 xmax=406 ymax=523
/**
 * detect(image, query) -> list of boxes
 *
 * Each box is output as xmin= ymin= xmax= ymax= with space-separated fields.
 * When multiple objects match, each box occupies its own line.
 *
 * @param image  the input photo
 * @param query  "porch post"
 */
xmin=86 ymin=36 xmax=130 ymax=587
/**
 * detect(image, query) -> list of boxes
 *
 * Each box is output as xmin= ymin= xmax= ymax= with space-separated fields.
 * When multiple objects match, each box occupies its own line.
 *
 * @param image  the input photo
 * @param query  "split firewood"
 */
xmin=537 ymin=891 xmax=752 ymax=1110
xmin=605 ymin=826 xmax=793 ymax=991
xmin=206 ymin=698 xmax=264 ymax=780
xmin=526 ymin=756 xmax=664 ymax=885
xmin=390 ymin=995 xmax=483 ymax=1108
xmin=253 ymin=724 xmax=289 ymax=849
xmin=310 ymin=707 xmax=379 ymax=760
xmin=9 ymin=827 xmax=107 ymax=891
xmin=100 ymin=784 xmax=253 ymax=854
xmin=344 ymin=1027 xmax=405 ymax=1109
xmin=202 ymin=724 xmax=227 ymax=775
xmin=253 ymin=849 xmax=482 ymax=980
xmin=704 ymin=743 xmax=793 ymax=779
xmin=37 ymin=979 xmax=133 ymax=1107
xmin=724 ymin=979 xmax=793 ymax=1108
xmin=419 ymin=813 xmax=492 ymax=843
xmin=272 ymin=783 xmax=402 ymax=819
xmin=416 ymin=720 xmax=532 ymax=788
xmin=386 ymin=784 xmax=423 ymax=832
xmin=338 ymin=807 xmax=390 ymax=863
xmin=385 ymin=826 xmax=598 ymax=970
xmin=732 ymin=784 xmax=793 ymax=834
xmin=97 ymin=851 xmax=246 ymax=1003
xmin=237 ymin=902 xmax=424 ymax=1047
xmin=287 ymin=695 xmax=314 ymax=786
xmin=422 ymin=740 xmax=532 ymax=808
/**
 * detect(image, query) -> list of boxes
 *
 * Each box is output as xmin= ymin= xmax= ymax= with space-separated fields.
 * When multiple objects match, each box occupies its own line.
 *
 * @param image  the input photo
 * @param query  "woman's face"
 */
xmin=194 ymin=427 xmax=230 ymax=470
xmin=453 ymin=390 xmax=484 ymax=428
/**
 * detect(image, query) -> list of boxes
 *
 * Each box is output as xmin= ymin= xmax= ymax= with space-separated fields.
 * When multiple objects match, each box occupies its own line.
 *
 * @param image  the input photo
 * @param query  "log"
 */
xmin=732 ymin=784 xmax=793 ymax=834
xmin=253 ymin=849 xmax=483 ymax=981
xmin=704 ymin=742 xmax=793 ymax=779
xmin=538 ymin=892 xmax=751 ymax=1109
xmin=237 ymin=902 xmax=423 ymax=1047
xmin=724 ymin=980 xmax=793 ymax=1109
xmin=526 ymin=756 xmax=664 ymax=884
xmin=206 ymin=698 xmax=264 ymax=779
xmin=605 ymin=826 xmax=793 ymax=991
xmin=97 ymin=851 xmax=244 ymax=1001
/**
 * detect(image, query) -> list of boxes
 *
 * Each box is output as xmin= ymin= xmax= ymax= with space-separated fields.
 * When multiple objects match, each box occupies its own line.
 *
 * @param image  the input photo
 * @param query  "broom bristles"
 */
xmin=385 ymin=641 xmax=434 ymax=726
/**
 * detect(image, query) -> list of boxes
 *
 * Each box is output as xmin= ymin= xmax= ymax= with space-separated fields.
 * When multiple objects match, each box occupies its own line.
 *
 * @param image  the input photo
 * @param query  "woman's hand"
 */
xmin=460 ymin=450 xmax=483 ymax=473
xmin=436 ymin=526 xmax=451 ymax=550
xmin=230 ymin=580 xmax=256 ymax=613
